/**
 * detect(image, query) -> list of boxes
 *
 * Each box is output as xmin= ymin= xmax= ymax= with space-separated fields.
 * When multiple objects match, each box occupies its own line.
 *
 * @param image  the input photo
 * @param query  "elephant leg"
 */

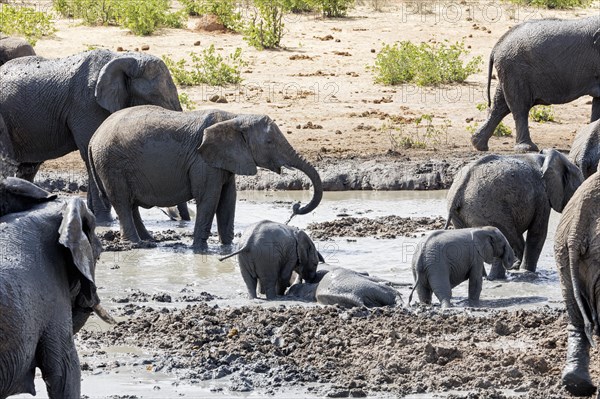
xmin=471 ymin=86 xmax=510 ymax=151
xmin=520 ymin=215 xmax=549 ymax=273
xmin=38 ymin=331 xmax=81 ymax=399
xmin=192 ymin=198 xmax=219 ymax=251
xmin=132 ymin=206 xmax=153 ymax=241
xmin=263 ymin=278 xmax=278 ymax=300
xmin=113 ymin=202 xmax=141 ymax=243
xmin=467 ymin=262 xmax=483 ymax=307
xmin=216 ymin=176 xmax=236 ymax=245
xmin=176 ymin=202 xmax=191 ymax=221
xmin=84 ymin=160 xmax=112 ymax=223
xmin=497 ymin=225 xmax=524 ymax=270
xmin=16 ymin=162 xmax=42 ymax=182
xmin=512 ymin=107 xmax=538 ymax=153
xmin=240 ymin=261 xmax=258 ymax=299
xmin=562 ymin=325 xmax=596 ymax=396
xmin=487 ymin=258 xmax=506 ymax=280
xmin=591 ymin=97 xmax=600 ymax=122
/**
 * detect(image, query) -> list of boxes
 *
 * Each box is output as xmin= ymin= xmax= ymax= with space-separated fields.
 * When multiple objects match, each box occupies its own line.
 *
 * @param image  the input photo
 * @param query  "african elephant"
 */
xmin=0 ymin=176 xmax=56 ymax=216
xmin=0 ymin=49 xmax=182 ymax=218
xmin=555 ymin=170 xmax=600 ymax=396
xmin=89 ymin=107 xmax=323 ymax=249
xmin=471 ymin=16 xmax=600 ymax=152
xmin=287 ymin=265 xmax=401 ymax=307
xmin=0 ymin=183 xmax=113 ymax=398
xmin=0 ymin=36 xmax=35 ymax=66
xmin=446 ymin=149 xmax=583 ymax=274
xmin=569 ymin=119 xmax=600 ymax=179
xmin=409 ymin=227 xmax=515 ymax=308
xmin=219 ymin=220 xmax=324 ymax=299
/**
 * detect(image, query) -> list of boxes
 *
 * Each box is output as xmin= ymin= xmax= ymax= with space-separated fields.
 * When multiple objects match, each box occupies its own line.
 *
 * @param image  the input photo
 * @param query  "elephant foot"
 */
xmin=514 ymin=141 xmax=539 ymax=153
xmin=440 ymin=299 xmax=452 ymax=308
xmin=519 ymin=263 xmax=537 ymax=273
xmin=131 ymin=240 xmax=157 ymax=249
xmin=487 ymin=267 xmax=507 ymax=281
xmin=192 ymin=240 xmax=209 ymax=254
xmin=562 ymin=368 xmax=596 ymax=396
xmin=94 ymin=212 xmax=114 ymax=225
xmin=470 ymin=134 xmax=489 ymax=151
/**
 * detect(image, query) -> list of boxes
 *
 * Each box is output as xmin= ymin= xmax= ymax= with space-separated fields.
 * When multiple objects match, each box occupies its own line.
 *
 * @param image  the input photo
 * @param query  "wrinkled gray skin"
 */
xmin=446 ymin=149 xmax=583 ymax=275
xmin=287 ymin=265 xmax=401 ymax=308
xmin=554 ymin=170 xmax=600 ymax=397
xmin=0 ymin=36 xmax=35 ymax=66
xmin=0 ymin=49 xmax=182 ymax=219
xmin=0 ymin=189 xmax=110 ymax=398
xmin=219 ymin=220 xmax=323 ymax=299
xmin=409 ymin=227 xmax=515 ymax=308
xmin=569 ymin=119 xmax=600 ymax=179
xmin=89 ymin=107 xmax=323 ymax=249
xmin=471 ymin=16 xmax=600 ymax=152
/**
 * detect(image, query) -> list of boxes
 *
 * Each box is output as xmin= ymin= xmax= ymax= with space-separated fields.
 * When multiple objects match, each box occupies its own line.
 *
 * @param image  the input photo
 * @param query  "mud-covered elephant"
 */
xmin=0 ymin=36 xmax=35 ymax=66
xmin=446 ymin=149 xmax=583 ymax=274
xmin=219 ymin=220 xmax=323 ymax=299
xmin=89 ymin=107 xmax=323 ymax=249
xmin=471 ymin=16 xmax=600 ymax=152
xmin=555 ymin=170 xmax=600 ymax=396
xmin=409 ymin=227 xmax=515 ymax=308
xmin=569 ymin=119 xmax=600 ymax=179
xmin=0 ymin=179 xmax=113 ymax=398
xmin=0 ymin=49 xmax=182 ymax=216
xmin=287 ymin=265 xmax=401 ymax=307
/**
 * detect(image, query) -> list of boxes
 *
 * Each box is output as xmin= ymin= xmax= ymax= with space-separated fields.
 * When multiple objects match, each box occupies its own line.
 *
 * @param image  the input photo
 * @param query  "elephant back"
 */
xmin=569 ymin=120 xmax=600 ymax=179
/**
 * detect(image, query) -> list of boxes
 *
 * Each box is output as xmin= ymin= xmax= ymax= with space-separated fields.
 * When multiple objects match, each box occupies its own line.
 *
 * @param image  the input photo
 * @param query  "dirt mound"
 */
xmin=81 ymin=304 xmax=584 ymax=398
xmin=308 ymin=215 xmax=447 ymax=239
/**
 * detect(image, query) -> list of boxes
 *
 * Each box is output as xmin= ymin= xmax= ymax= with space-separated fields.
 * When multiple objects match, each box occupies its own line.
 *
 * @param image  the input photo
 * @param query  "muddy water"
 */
xmin=18 ymin=190 xmax=564 ymax=398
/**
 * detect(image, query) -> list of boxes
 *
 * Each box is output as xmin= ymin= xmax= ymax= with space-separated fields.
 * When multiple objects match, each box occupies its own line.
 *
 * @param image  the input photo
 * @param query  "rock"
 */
xmin=194 ymin=41 xmax=201 ymax=46
xmin=116 ymin=46 xmax=124 ymax=52
xmin=209 ymin=95 xmax=228 ymax=103
xmin=141 ymin=44 xmax=150 ymax=51
xmin=188 ymin=14 xmax=226 ymax=32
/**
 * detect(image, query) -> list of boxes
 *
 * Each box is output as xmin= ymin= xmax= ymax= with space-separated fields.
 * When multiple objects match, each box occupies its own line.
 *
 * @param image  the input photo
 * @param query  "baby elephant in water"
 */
xmin=287 ymin=265 xmax=401 ymax=308
xmin=410 ymin=227 xmax=515 ymax=308
xmin=219 ymin=220 xmax=323 ymax=299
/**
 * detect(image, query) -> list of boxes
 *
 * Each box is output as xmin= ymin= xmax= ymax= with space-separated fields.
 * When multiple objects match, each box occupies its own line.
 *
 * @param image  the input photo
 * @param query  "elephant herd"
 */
xmin=4 ymin=13 xmax=600 ymax=398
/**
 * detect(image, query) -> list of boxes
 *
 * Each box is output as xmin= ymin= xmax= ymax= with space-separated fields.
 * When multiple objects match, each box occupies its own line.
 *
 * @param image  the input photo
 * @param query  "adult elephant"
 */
xmin=0 ymin=49 xmax=182 ymax=216
xmin=554 ymin=170 xmax=600 ymax=397
xmin=0 ymin=179 xmax=113 ymax=398
xmin=569 ymin=119 xmax=600 ymax=179
xmin=0 ymin=36 xmax=35 ymax=66
xmin=89 ymin=107 xmax=323 ymax=250
xmin=471 ymin=16 xmax=600 ymax=152
xmin=446 ymin=149 xmax=583 ymax=274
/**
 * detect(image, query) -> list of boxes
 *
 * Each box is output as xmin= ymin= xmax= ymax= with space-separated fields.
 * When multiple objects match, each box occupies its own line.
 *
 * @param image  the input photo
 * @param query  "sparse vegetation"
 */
xmin=312 ymin=0 xmax=354 ymax=16
xmin=505 ymin=0 xmax=591 ymax=8
xmin=180 ymin=0 xmax=243 ymax=31
xmin=244 ymin=0 xmax=289 ymax=49
xmin=529 ymin=105 xmax=556 ymax=123
xmin=388 ymin=114 xmax=450 ymax=151
xmin=162 ymin=45 xmax=246 ymax=86
xmin=178 ymin=92 xmax=196 ymax=111
xmin=0 ymin=4 xmax=55 ymax=45
xmin=371 ymin=41 xmax=482 ymax=86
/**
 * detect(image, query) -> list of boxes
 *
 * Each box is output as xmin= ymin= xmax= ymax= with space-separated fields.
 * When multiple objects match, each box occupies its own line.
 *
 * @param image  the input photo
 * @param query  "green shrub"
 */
xmin=162 ymin=45 xmax=246 ymax=86
xmin=53 ymin=0 xmax=183 ymax=35
xmin=371 ymin=41 xmax=482 ymax=86
xmin=529 ymin=105 xmax=556 ymax=123
xmin=388 ymin=114 xmax=450 ymax=151
xmin=0 ymin=5 xmax=55 ymax=45
xmin=244 ymin=0 xmax=289 ymax=49
xmin=180 ymin=0 xmax=243 ymax=31
xmin=312 ymin=0 xmax=354 ymax=17
xmin=283 ymin=0 xmax=316 ymax=12
xmin=506 ymin=0 xmax=591 ymax=8
xmin=178 ymin=92 xmax=196 ymax=110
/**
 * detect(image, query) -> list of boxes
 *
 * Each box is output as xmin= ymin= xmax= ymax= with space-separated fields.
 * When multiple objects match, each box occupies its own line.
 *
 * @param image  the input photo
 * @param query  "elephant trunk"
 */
xmin=283 ymin=147 xmax=323 ymax=215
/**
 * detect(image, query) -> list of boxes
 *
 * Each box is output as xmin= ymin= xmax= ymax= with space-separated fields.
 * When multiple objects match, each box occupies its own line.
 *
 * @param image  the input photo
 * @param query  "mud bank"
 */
xmin=79 ymin=304 xmax=585 ymax=399
xmin=35 ymin=156 xmax=472 ymax=194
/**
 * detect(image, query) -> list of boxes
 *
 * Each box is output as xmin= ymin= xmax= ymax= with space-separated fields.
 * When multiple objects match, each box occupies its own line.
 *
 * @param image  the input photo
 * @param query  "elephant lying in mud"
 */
xmin=446 ymin=149 xmax=583 ymax=274
xmin=89 ymin=107 xmax=323 ymax=250
xmin=409 ymin=227 xmax=515 ymax=308
xmin=555 ymin=170 xmax=600 ymax=396
xmin=0 ymin=36 xmax=35 ymax=66
xmin=569 ymin=119 xmax=600 ymax=179
xmin=286 ymin=265 xmax=401 ymax=308
xmin=0 ymin=178 xmax=113 ymax=398
xmin=219 ymin=220 xmax=323 ymax=299
xmin=471 ymin=16 xmax=600 ymax=152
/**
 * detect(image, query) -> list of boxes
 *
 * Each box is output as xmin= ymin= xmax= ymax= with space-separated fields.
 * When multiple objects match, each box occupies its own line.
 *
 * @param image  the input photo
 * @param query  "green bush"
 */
xmin=180 ymin=0 xmax=243 ymax=31
xmin=312 ymin=0 xmax=354 ymax=17
xmin=388 ymin=114 xmax=450 ymax=151
xmin=244 ymin=0 xmax=289 ymax=49
xmin=283 ymin=0 xmax=316 ymax=12
xmin=53 ymin=0 xmax=183 ymax=35
xmin=371 ymin=41 xmax=482 ymax=86
xmin=529 ymin=105 xmax=556 ymax=123
xmin=506 ymin=0 xmax=591 ymax=8
xmin=162 ymin=45 xmax=246 ymax=86
xmin=0 ymin=5 xmax=55 ymax=45
xmin=178 ymin=92 xmax=196 ymax=110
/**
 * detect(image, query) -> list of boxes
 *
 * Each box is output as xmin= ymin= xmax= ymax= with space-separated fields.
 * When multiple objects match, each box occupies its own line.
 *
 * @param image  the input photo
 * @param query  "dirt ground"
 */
xmin=11 ymin=1 xmax=600 ymax=397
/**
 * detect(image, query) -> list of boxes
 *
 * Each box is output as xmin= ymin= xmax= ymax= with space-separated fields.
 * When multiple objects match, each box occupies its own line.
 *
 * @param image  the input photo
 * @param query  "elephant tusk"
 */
xmin=93 ymin=303 xmax=116 ymax=324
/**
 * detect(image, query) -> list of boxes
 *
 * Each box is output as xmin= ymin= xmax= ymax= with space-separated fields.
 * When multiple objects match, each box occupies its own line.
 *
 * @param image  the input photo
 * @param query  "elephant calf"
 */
xmin=0 ymin=178 xmax=113 ymax=398
xmin=287 ymin=265 xmax=401 ymax=308
xmin=569 ymin=119 xmax=600 ymax=179
xmin=219 ymin=220 xmax=323 ymax=299
xmin=409 ymin=227 xmax=515 ymax=308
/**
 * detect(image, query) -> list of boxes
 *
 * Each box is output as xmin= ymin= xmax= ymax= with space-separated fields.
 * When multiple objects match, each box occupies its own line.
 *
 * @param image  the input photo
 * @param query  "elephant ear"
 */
xmin=296 ymin=230 xmax=319 ymax=281
xmin=0 ymin=177 xmax=56 ymax=216
xmin=473 ymin=230 xmax=495 ymax=264
xmin=95 ymin=56 xmax=141 ymax=113
xmin=541 ymin=149 xmax=584 ymax=212
xmin=58 ymin=198 xmax=103 ymax=308
xmin=197 ymin=118 xmax=257 ymax=175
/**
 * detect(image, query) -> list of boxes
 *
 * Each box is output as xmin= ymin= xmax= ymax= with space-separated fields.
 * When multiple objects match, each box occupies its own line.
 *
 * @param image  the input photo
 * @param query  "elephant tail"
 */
xmin=568 ymin=243 xmax=596 ymax=347
xmin=487 ymin=52 xmax=494 ymax=108
xmin=218 ymin=246 xmax=247 ymax=261
xmin=408 ymin=273 xmax=420 ymax=306
xmin=87 ymin=147 xmax=108 ymax=203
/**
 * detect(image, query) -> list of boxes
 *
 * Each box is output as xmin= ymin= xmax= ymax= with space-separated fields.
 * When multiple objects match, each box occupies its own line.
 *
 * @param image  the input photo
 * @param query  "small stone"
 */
xmin=116 ymin=46 xmax=124 ymax=52
xmin=134 ymin=48 xmax=139 ymax=52
xmin=141 ymin=44 xmax=150 ymax=51
xmin=194 ymin=41 xmax=201 ymax=46
xmin=370 ymin=49 xmax=376 ymax=53
xmin=209 ymin=95 xmax=228 ymax=103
